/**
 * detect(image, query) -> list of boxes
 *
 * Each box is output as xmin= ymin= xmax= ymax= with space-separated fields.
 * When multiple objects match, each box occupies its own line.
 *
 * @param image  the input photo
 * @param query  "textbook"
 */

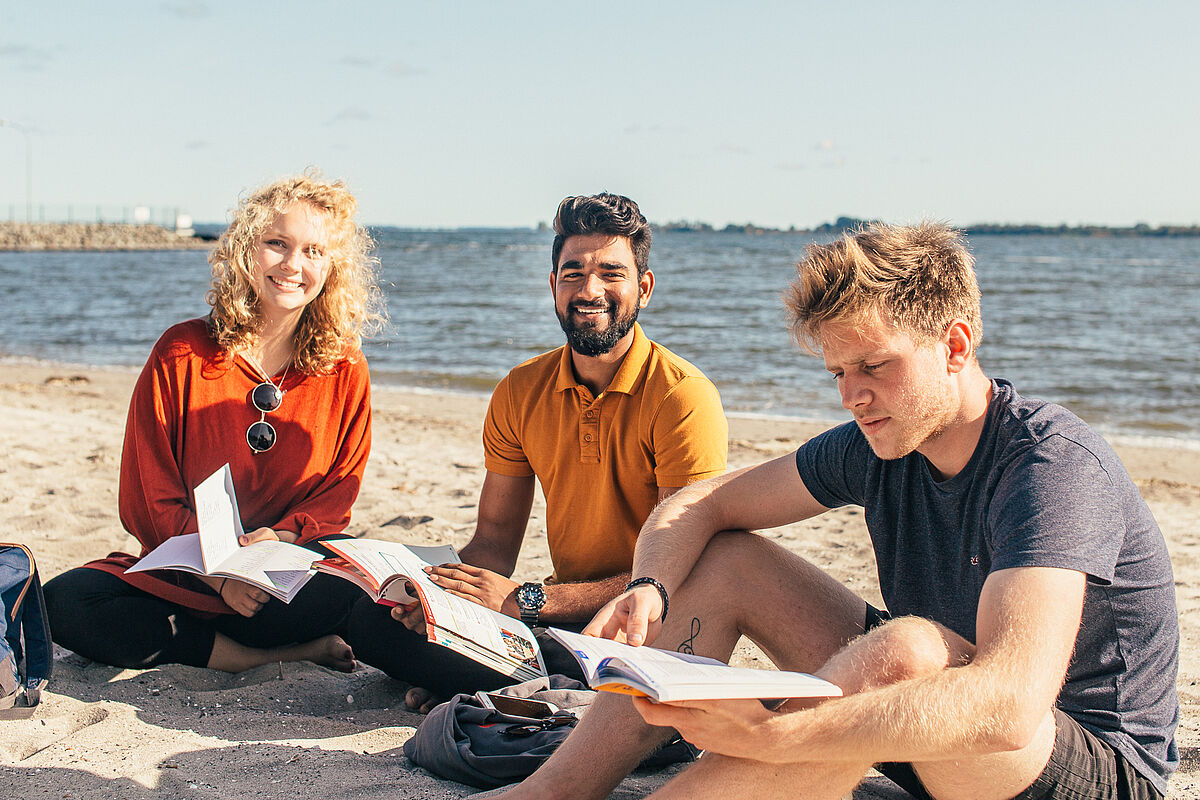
xmin=316 ymin=538 xmax=547 ymax=683
xmin=127 ymin=464 xmax=317 ymax=603
xmin=314 ymin=538 xmax=459 ymax=605
xmin=547 ymin=627 xmax=842 ymax=702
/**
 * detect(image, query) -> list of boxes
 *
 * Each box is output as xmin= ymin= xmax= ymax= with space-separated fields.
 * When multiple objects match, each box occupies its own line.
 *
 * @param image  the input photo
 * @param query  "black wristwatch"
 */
xmin=515 ymin=582 xmax=547 ymax=627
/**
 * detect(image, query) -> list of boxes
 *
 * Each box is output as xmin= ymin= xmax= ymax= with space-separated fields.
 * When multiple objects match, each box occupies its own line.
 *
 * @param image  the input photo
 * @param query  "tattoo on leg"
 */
xmin=678 ymin=617 xmax=701 ymax=654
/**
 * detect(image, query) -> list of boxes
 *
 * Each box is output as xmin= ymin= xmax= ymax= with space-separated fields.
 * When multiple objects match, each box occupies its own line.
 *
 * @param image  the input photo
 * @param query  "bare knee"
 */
xmin=824 ymin=615 xmax=964 ymax=693
xmin=690 ymin=530 xmax=784 ymax=587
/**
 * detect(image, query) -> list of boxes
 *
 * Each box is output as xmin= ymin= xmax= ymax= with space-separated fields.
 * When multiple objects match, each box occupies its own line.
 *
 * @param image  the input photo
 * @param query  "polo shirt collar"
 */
xmin=554 ymin=323 xmax=651 ymax=396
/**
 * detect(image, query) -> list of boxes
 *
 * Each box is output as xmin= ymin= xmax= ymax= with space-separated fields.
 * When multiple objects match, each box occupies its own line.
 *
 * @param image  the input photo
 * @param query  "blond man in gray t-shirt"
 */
xmin=493 ymin=222 xmax=1177 ymax=800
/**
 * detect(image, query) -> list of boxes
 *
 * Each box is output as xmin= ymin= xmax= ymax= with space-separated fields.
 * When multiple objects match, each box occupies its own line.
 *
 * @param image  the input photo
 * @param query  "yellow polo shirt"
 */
xmin=483 ymin=324 xmax=728 ymax=583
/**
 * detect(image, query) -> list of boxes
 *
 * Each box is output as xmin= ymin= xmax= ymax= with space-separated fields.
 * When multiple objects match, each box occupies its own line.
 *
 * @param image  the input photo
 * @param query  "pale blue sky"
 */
xmin=2 ymin=1 xmax=1197 ymax=227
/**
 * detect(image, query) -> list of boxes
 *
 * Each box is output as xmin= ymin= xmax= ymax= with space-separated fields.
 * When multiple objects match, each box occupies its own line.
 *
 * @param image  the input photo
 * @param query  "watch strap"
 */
xmin=624 ymin=576 xmax=669 ymax=621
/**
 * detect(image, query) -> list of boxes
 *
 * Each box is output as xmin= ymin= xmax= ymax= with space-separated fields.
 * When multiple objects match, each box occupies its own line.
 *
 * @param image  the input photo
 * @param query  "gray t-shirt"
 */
xmin=795 ymin=379 xmax=1178 ymax=794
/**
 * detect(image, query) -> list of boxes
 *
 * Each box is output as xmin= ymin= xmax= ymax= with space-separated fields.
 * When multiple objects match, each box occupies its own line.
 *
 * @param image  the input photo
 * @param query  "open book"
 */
xmin=127 ymin=464 xmax=317 ymax=603
xmin=315 ymin=539 xmax=547 ymax=683
xmin=548 ymin=627 xmax=842 ymax=702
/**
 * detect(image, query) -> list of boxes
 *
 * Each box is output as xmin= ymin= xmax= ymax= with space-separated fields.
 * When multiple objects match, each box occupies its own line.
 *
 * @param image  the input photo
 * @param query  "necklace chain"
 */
xmin=241 ymin=351 xmax=290 ymax=393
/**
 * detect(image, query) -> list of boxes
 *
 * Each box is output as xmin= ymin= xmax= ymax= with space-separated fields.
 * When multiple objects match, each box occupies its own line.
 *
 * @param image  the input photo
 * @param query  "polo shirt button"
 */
xmin=583 ymin=434 xmax=592 ymax=442
xmin=585 ymin=410 xmax=594 ymax=418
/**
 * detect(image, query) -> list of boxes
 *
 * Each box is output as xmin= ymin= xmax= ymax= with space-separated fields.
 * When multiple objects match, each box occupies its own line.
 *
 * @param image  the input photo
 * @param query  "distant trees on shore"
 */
xmin=653 ymin=217 xmax=1200 ymax=237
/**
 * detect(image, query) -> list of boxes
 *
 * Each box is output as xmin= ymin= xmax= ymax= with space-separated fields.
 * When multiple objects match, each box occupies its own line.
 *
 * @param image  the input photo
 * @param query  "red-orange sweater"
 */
xmin=85 ymin=318 xmax=372 ymax=614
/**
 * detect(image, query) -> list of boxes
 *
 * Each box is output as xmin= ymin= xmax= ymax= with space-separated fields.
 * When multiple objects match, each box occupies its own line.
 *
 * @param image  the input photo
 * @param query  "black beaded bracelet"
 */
xmin=625 ymin=576 xmax=669 ymax=621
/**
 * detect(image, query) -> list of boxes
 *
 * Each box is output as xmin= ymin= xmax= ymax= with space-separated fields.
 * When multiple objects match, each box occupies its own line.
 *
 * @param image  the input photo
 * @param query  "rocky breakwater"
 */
xmin=0 ymin=222 xmax=214 ymax=251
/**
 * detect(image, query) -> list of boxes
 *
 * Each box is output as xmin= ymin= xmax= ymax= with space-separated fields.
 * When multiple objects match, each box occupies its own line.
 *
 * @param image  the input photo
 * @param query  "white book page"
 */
xmin=596 ymin=658 xmax=841 ymax=701
xmin=194 ymin=464 xmax=244 ymax=572
xmin=409 ymin=567 xmax=545 ymax=676
xmin=546 ymin=627 xmax=725 ymax=683
xmin=126 ymin=533 xmax=205 ymax=574
xmin=212 ymin=540 xmax=318 ymax=595
xmin=322 ymin=539 xmax=458 ymax=602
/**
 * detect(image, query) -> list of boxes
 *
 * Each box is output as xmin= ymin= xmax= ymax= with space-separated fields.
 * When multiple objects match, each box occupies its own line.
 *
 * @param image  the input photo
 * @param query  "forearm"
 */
xmin=751 ymin=569 xmax=1082 ymax=766
xmin=758 ymin=662 xmax=1033 ymax=765
xmin=460 ymin=537 xmax=520 ymax=577
xmin=632 ymin=480 xmax=724 ymax=594
xmin=541 ymin=573 xmax=632 ymax=624
xmin=633 ymin=456 xmax=824 ymax=597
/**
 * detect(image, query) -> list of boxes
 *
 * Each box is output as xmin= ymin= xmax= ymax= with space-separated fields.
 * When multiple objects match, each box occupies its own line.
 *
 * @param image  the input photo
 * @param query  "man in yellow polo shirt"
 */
xmin=346 ymin=192 xmax=728 ymax=710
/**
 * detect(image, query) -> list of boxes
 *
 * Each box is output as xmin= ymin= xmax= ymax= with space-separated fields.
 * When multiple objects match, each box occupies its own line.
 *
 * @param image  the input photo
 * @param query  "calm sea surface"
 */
xmin=2 ymin=230 xmax=1197 ymax=442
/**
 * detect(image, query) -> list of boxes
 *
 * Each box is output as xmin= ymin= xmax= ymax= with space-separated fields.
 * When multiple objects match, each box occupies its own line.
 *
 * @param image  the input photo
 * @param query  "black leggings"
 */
xmin=345 ymin=595 xmax=586 ymax=698
xmin=43 ymin=567 xmax=363 ymax=669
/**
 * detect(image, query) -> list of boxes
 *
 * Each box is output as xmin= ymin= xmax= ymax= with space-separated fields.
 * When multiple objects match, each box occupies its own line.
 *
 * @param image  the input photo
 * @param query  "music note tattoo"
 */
xmin=678 ymin=617 xmax=701 ymax=655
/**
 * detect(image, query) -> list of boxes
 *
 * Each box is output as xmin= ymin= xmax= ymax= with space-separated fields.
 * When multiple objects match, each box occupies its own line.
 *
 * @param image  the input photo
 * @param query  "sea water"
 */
xmin=1 ymin=231 xmax=1197 ymax=441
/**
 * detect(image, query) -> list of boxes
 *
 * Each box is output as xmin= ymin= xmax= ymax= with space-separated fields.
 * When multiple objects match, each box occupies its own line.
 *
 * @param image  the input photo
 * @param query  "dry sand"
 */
xmin=1 ymin=361 xmax=1196 ymax=799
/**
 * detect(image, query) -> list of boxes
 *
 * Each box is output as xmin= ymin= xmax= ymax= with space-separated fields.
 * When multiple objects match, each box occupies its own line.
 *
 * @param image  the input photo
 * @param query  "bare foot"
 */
xmin=303 ymin=634 xmax=356 ymax=672
xmin=405 ymin=685 xmax=442 ymax=713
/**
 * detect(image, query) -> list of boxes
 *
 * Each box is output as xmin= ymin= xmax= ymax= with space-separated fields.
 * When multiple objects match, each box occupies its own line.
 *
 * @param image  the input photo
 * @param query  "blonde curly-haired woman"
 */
xmin=45 ymin=172 xmax=384 ymax=672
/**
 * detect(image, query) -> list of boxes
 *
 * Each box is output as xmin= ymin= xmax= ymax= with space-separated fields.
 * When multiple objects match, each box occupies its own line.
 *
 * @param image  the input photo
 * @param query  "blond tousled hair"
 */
xmin=784 ymin=221 xmax=982 ymax=353
xmin=206 ymin=170 xmax=384 ymax=374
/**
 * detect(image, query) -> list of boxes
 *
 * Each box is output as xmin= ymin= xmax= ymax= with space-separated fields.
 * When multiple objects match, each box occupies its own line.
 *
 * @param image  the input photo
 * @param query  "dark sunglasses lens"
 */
xmin=246 ymin=420 xmax=276 ymax=452
xmin=252 ymin=382 xmax=283 ymax=412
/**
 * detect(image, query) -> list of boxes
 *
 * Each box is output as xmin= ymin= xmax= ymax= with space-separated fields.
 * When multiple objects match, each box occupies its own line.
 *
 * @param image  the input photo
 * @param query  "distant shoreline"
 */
xmin=653 ymin=217 xmax=1200 ymax=237
xmin=5 ymin=221 xmax=1195 ymax=251
xmin=0 ymin=222 xmax=214 ymax=251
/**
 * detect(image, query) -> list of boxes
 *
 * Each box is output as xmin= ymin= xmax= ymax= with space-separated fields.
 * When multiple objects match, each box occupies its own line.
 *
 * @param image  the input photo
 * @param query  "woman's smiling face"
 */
xmin=251 ymin=202 xmax=332 ymax=327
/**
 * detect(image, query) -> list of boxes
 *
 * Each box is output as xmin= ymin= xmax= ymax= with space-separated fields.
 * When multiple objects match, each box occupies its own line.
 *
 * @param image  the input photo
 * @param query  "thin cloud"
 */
xmin=815 ymin=139 xmax=836 ymax=152
xmin=717 ymin=143 xmax=751 ymax=155
xmin=387 ymin=59 xmax=426 ymax=77
xmin=338 ymin=56 xmax=424 ymax=77
xmin=328 ymin=107 xmax=373 ymax=125
xmin=777 ymin=162 xmax=807 ymax=171
xmin=160 ymin=2 xmax=211 ymax=18
xmin=625 ymin=124 xmax=690 ymax=138
xmin=185 ymin=140 xmax=209 ymax=150
xmin=0 ymin=43 xmax=53 ymax=71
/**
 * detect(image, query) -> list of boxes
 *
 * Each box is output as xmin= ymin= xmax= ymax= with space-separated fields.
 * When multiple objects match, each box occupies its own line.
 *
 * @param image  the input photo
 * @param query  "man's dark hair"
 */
xmin=551 ymin=193 xmax=652 ymax=276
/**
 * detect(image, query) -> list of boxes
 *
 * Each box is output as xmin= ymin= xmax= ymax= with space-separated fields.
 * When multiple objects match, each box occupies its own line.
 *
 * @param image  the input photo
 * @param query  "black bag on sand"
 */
xmin=0 ymin=542 xmax=53 ymax=717
xmin=403 ymin=674 xmax=698 ymax=789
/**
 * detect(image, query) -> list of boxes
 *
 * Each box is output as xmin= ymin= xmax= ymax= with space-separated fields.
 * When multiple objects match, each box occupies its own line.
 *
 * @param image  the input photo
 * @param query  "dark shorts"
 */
xmin=862 ymin=604 xmax=1162 ymax=800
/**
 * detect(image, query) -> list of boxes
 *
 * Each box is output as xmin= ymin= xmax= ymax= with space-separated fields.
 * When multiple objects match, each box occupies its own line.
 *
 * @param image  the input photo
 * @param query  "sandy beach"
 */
xmin=2 ymin=360 xmax=1196 ymax=799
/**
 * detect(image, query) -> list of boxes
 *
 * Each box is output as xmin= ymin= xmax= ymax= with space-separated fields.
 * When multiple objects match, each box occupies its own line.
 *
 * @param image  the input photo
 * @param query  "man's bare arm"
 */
xmin=642 ymin=566 xmax=1086 ymax=767
xmin=436 ymin=487 xmax=686 ymax=624
xmin=457 ymin=471 xmax=536 ymax=575
xmin=591 ymin=452 xmax=830 ymax=644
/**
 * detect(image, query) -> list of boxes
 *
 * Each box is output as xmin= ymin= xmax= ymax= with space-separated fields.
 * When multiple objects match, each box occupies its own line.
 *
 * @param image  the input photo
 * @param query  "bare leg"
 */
xmin=206 ymin=632 xmax=356 ymax=673
xmin=651 ymin=615 xmax=1055 ymax=800
xmin=650 ymin=752 xmax=873 ymax=800
xmin=492 ymin=531 xmax=867 ymax=800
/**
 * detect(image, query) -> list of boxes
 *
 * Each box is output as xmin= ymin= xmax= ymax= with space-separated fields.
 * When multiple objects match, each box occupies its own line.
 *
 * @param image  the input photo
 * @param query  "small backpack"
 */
xmin=404 ymin=675 xmax=698 ymax=789
xmin=1 ymin=543 xmax=53 ymax=715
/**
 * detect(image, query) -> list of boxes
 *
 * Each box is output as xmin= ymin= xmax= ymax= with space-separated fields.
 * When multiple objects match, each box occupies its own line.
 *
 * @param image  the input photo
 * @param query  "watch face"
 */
xmin=517 ymin=582 xmax=545 ymax=610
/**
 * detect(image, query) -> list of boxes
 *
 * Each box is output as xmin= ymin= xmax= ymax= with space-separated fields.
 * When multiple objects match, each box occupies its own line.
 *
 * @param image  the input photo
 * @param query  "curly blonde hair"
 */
xmin=206 ymin=170 xmax=385 ymax=374
xmin=784 ymin=221 xmax=982 ymax=354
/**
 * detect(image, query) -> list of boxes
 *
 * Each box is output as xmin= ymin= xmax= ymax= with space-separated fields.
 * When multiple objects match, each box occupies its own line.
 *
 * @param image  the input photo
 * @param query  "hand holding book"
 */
xmin=548 ymin=628 xmax=841 ymax=702
xmin=583 ymin=580 xmax=668 ymax=648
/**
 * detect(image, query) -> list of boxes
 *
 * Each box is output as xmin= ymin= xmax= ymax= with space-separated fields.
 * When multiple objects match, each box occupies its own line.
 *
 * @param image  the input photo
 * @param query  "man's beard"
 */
xmin=556 ymin=299 xmax=641 ymax=357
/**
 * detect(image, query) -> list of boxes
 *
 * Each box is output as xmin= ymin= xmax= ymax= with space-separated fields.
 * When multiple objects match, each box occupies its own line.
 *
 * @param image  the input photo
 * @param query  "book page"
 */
xmin=320 ymin=539 xmax=458 ymax=602
xmin=547 ymin=627 xmax=841 ymax=701
xmin=408 ymin=567 xmax=545 ymax=677
xmin=126 ymin=532 xmax=205 ymax=575
xmin=546 ymin=627 xmax=724 ymax=682
xmin=194 ymin=464 xmax=244 ymax=572
xmin=595 ymin=658 xmax=841 ymax=701
xmin=211 ymin=540 xmax=318 ymax=600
